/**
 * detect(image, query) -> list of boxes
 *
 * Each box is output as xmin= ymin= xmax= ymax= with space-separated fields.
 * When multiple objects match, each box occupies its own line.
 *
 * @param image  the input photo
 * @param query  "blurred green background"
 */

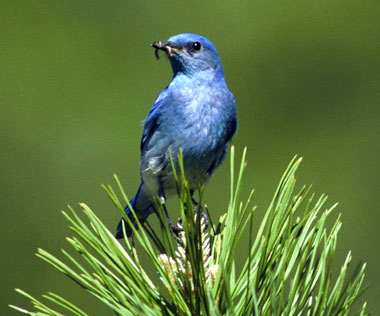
xmin=1 ymin=0 xmax=379 ymax=314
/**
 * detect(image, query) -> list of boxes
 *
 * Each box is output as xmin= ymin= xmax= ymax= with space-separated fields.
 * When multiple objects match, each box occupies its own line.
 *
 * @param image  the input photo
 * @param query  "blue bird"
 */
xmin=116 ymin=33 xmax=237 ymax=238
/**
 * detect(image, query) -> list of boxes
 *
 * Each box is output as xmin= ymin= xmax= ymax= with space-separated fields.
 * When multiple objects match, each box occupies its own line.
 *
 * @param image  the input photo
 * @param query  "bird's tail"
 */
xmin=115 ymin=183 xmax=153 ymax=239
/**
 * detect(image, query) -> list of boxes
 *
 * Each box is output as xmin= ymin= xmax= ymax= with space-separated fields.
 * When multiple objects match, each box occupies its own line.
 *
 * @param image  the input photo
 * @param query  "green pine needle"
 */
xmin=10 ymin=147 xmax=368 ymax=315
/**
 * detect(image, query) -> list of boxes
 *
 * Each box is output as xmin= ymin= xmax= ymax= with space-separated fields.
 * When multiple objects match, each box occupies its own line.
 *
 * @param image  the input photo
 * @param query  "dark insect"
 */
xmin=151 ymin=41 xmax=163 ymax=60
xmin=154 ymin=47 xmax=160 ymax=60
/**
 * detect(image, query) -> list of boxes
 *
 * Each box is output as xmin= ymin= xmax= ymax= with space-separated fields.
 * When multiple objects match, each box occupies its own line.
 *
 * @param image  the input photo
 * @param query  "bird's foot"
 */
xmin=171 ymin=219 xmax=183 ymax=236
xmin=171 ymin=219 xmax=184 ymax=246
xmin=170 ymin=208 xmax=210 ymax=241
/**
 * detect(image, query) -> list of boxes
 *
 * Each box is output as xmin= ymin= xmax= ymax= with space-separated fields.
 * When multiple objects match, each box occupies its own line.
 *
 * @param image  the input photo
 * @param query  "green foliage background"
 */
xmin=1 ymin=1 xmax=379 ymax=314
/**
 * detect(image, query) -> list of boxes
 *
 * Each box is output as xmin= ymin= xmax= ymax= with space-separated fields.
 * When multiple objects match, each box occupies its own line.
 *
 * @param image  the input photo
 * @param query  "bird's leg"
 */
xmin=190 ymin=189 xmax=199 ymax=206
xmin=189 ymin=189 xmax=210 ymax=232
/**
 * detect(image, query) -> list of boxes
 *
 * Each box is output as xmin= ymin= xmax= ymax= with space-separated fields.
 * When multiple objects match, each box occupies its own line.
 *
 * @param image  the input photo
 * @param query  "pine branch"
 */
xmin=10 ymin=148 xmax=368 ymax=315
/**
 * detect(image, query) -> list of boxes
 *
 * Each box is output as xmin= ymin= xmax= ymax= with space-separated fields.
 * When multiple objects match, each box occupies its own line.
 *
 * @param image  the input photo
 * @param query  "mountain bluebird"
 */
xmin=116 ymin=33 xmax=237 ymax=238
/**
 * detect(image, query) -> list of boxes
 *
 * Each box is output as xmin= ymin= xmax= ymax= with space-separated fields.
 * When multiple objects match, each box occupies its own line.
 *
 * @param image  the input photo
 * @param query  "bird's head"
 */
xmin=152 ymin=33 xmax=223 ymax=76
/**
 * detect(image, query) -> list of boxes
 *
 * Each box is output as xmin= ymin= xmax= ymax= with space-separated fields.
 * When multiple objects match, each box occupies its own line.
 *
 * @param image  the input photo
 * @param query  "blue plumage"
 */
xmin=116 ymin=33 xmax=237 ymax=238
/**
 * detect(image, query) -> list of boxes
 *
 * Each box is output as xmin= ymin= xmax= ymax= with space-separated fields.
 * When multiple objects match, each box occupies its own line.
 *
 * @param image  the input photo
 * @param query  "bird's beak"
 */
xmin=151 ymin=41 xmax=181 ymax=60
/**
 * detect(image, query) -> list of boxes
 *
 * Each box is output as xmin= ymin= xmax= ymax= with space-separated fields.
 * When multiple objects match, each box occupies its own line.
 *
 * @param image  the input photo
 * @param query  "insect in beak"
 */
xmin=151 ymin=41 xmax=180 ymax=60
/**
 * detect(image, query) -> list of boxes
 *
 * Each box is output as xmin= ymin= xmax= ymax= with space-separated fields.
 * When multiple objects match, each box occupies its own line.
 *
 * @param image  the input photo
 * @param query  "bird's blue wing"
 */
xmin=140 ymin=88 xmax=168 ymax=153
xmin=207 ymin=96 xmax=237 ymax=175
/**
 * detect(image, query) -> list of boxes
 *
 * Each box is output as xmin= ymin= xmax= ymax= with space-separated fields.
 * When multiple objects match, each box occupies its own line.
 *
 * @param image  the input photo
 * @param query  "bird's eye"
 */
xmin=192 ymin=41 xmax=202 ymax=51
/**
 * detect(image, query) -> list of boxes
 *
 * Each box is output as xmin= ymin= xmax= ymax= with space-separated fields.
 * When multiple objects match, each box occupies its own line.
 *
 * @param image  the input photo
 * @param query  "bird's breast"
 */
xmin=157 ymin=90 xmax=230 ymax=184
xmin=179 ymin=86 xmax=232 ymax=145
